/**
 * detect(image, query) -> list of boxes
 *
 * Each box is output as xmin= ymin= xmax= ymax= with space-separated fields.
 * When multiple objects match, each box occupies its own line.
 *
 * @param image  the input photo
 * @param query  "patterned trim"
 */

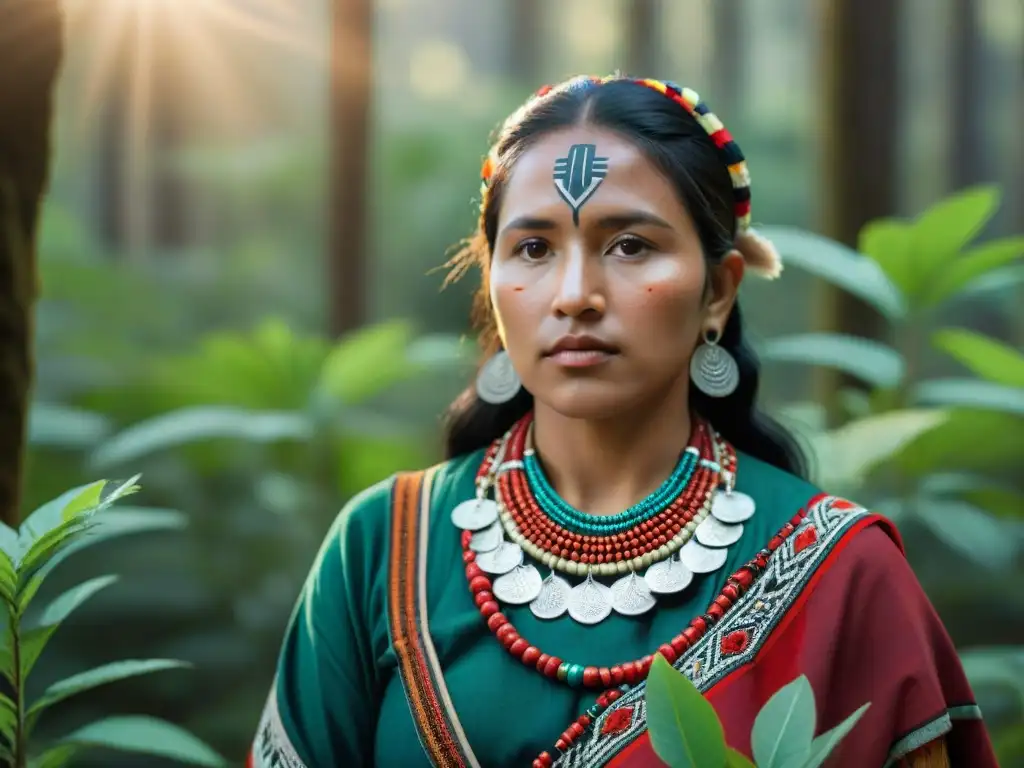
xmin=387 ymin=468 xmax=482 ymax=768
xmin=883 ymin=705 xmax=984 ymax=767
xmin=555 ymin=496 xmax=874 ymax=768
xmin=250 ymin=680 xmax=306 ymax=768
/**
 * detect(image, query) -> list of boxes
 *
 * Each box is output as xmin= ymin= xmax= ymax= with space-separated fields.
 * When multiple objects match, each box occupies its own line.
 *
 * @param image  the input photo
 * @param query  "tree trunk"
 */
xmin=0 ymin=0 xmax=64 ymax=527
xmin=508 ymin=0 xmax=541 ymax=85
xmin=710 ymin=0 xmax=744 ymax=119
xmin=328 ymin=0 xmax=373 ymax=337
xmin=623 ymin=0 xmax=659 ymax=79
xmin=947 ymin=0 xmax=982 ymax=191
xmin=816 ymin=0 xmax=900 ymax=422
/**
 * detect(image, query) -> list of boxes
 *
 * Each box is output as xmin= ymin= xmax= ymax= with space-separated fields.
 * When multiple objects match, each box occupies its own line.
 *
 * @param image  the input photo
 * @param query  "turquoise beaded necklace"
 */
xmin=522 ymin=444 xmax=701 ymax=536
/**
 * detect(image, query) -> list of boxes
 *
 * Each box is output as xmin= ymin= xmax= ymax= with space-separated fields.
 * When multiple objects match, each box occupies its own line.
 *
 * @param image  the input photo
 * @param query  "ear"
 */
xmin=704 ymin=250 xmax=744 ymax=331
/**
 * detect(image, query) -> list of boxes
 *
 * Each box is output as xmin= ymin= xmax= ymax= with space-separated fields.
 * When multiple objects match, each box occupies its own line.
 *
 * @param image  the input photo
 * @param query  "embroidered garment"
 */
xmin=248 ymin=450 xmax=995 ymax=768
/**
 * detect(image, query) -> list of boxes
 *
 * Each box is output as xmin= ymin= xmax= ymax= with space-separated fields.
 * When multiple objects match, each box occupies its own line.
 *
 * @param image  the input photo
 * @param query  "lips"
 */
xmin=545 ymin=335 xmax=619 ymax=356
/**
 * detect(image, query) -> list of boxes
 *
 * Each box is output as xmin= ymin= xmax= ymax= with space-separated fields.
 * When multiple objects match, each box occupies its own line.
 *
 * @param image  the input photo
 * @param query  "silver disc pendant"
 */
xmin=711 ymin=490 xmax=756 ymax=523
xmin=475 ymin=541 xmax=523 ymax=575
xmin=450 ymin=498 xmax=499 ymax=531
xmin=695 ymin=516 xmax=744 ymax=548
xmin=476 ymin=350 xmax=522 ymax=404
xmin=611 ymin=572 xmax=657 ymax=616
xmin=492 ymin=564 xmax=543 ymax=605
xmin=530 ymin=573 xmax=571 ymax=620
xmin=690 ymin=342 xmax=740 ymax=398
xmin=469 ymin=521 xmax=503 ymax=552
xmin=644 ymin=555 xmax=694 ymax=595
xmin=567 ymin=572 xmax=613 ymax=625
xmin=680 ymin=539 xmax=728 ymax=574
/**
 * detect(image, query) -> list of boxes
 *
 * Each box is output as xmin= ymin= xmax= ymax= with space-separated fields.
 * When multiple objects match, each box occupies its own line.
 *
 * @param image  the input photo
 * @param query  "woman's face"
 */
xmin=489 ymin=126 xmax=741 ymax=420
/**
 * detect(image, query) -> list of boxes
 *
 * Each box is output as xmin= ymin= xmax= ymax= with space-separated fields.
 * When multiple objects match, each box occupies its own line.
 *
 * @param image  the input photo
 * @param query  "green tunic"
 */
xmin=251 ymin=448 xmax=820 ymax=767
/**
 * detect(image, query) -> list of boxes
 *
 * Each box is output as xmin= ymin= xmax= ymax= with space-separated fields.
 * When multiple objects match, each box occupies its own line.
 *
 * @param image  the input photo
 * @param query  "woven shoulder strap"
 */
xmin=387 ymin=468 xmax=481 ymax=768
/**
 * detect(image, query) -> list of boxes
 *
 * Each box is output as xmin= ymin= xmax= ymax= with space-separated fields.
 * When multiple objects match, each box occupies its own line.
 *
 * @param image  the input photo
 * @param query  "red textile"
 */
xmin=607 ymin=521 xmax=997 ymax=768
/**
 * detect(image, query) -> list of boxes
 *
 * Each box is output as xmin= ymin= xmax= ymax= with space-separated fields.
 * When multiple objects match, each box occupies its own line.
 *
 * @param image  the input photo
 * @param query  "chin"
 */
xmin=535 ymin=380 xmax=645 ymax=421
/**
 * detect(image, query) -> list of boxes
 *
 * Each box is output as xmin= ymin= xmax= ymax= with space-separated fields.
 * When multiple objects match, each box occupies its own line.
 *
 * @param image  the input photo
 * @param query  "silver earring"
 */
xmin=690 ymin=329 xmax=739 ymax=398
xmin=476 ymin=350 xmax=522 ymax=404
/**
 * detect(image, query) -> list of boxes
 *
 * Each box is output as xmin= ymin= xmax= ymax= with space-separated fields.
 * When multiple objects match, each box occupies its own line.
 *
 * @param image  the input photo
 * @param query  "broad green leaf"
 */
xmin=932 ymin=329 xmax=1024 ymax=388
xmin=892 ymin=410 xmax=1024 ymax=476
xmin=28 ymin=402 xmax=111 ymax=449
xmin=726 ymin=749 xmax=756 ymax=768
xmin=959 ymin=488 xmax=1024 ymax=521
xmin=21 ymin=624 xmax=60 ymax=682
xmin=755 ymin=226 xmax=905 ymax=319
xmin=91 ymin=407 xmax=312 ymax=468
xmin=751 ymin=675 xmax=816 ymax=768
xmin=759 ymin=334 xmax=905 ymax=389
xmin=28 ymin=659 xmax=190 ymax=720
xmin=959 ymin=647 xmax=1024 ymax=710
xmin=645 ymin=654 xmax=726 ymax=768
xmin=18 ymin=518 xmax=97 ymax=587
xmin=61 ymin=480 xmax=106 ymax=520
xmin=0 ymin=689 xmax=15 ymax=741
xmin=0 ymin=523 xmax=19 ymax=559
xmin=858 ymin=219 xmax=916 ymax=301
xmin=57 ymin=716 xmax=225 ymax=766
xmin=912 ymin=499 xmax=1016 ymax=570
xmin=913 ymin=379 xmax=1024 ymax=417
xmin=925 ymin=236 xmax=1024 ymax=306
xmin=317 ymin=319 xmax=417 ymax=404
xmin=800 ymin=703 xmax=870 ymax=768
xmin=25 ymin=507 xmax=187 ymax=588
xmin=17 ymin=482 xmax=105 ymax=555
xmin=911 ymin=186 xmax=1000 ymax=276
xmin=29 ymin=745 xmax=79 ymax=768
xmin=809 ymin=409 xmax=949 ymax=489
xmin=36 ymin=574 xmax=119 ymax=628
xmin=920 ymin=475 xmax=1024 ymax=521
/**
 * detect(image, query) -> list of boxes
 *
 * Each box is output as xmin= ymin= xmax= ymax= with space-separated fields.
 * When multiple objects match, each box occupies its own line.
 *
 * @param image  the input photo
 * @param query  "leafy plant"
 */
xmin=0 ymin=478 xmax=224 ymax=767
xmin=645 ymin=655 xmax=869 ymax=767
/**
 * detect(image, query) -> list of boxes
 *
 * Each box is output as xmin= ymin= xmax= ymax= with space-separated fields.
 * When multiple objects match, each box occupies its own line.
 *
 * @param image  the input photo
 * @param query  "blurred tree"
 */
xmin=0 ymin=0 xmax=63 ymax=528
xmin=329 ymin=0 xmax=372 ymax=336
xmin=816 ymin=0 xmax=900 ymax=423
xmin=948 ymin=0 xmax=983 ymax=190
xmin=508 ymin=0 xmax=542 ymax=85
xmin=624 ymin=0 xmax=660 ymax=78
xmin=710 ymin=0 xmax=743 ymax=119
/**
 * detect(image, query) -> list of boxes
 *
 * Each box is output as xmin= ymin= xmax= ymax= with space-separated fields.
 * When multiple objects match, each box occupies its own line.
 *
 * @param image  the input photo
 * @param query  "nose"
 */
xmin=550 ymin=248 xmax=606 ymax=319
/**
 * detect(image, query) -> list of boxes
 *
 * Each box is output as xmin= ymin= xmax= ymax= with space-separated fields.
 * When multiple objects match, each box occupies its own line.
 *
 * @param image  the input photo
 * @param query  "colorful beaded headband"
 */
xmin=479 ymin=75 xmax=782 ymax=279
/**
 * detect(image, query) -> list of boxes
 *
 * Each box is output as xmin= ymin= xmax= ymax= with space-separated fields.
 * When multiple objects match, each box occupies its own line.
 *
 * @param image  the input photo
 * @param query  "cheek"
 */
xmin=624 ymin=260 xmax=705 ymax=326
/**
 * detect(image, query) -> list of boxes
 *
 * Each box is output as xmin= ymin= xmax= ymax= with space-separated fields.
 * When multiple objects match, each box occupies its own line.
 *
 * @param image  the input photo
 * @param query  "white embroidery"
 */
xmin=251 ymin=679 xmax=307 ymax=768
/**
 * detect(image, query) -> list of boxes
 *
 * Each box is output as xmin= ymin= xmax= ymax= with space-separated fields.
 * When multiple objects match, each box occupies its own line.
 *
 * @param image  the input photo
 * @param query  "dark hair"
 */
xmin=441 ymin=78 xmax=808 ymax=479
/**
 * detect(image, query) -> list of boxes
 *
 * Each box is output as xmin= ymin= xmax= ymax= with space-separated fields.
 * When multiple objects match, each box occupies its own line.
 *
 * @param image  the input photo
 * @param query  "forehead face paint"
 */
xmin=552 ymin=143 xmax=609 ymax=226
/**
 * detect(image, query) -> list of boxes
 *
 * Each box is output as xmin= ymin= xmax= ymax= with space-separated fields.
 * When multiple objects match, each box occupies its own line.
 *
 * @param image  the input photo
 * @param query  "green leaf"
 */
xmin=0 ymin=522 xmax=19 ymax=559
xmin=28 ymin=402 xmax=111 ymax=449
xmin=799 ymin=703 xmax=870 ymax=768
xmin=912 ymin=499 xmax=1016 ymax=570
xmin=17 ymin=482 xmax=105 ymax=555
xmin=924 ymin=236 xmax=1024 ymax=306
xmin=18 ymin=517 xmax=97 ymax=587
xmin=912 ymin=185 xmax=1000 ymax=274
xmin=755 ymin=226 xmax=905 ymax=319
xmin=645 ymin=654 xmax=726 ymax=768
xmin=28 ymin=659 xmax=190 ymax=720
xmin=751 ymin=675 xmax=816 ymax=768
xmin=759 ymin=334 xmax=905 ymax=389
xmin=858 ymin=219 xmax=916 ymax=301
xmin=91 ymin=407 xmax=312 ymax=468
xmin=61 ymin=480 xmax=106 ymax=519
xmin=959 ymin=647 xmax=1024 ymax=710
xmin=958 ymin=488 xmax=1024 ymax=521
xmin=932 ymin=329 xmax=1024 ymax=387
xmin=726 ymin=749 xmax=756 ymax=768
xmin=57 ymin=716 xmax=225 ymax=766
xmin=892 ymin=410 xmax=1024 ymax=476
xmin=36 ymin=574 xmax=119 ymax=628
xmin=317 ymin=319 xmax=418 ymax=404
xmin=913 ymin=379 xmax=1024 ymax=416
xmin=0 ymin=689 xmax=16 ymax=741
xmin=29 ymin=745 xmax=79 ymax=768
xmin=809 ymin=409 xmax=950 ymax=489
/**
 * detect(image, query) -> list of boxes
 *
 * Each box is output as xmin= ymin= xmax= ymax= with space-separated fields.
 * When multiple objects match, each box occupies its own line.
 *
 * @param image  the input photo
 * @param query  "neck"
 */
xmin=530 ymin=388 xmax=693 ymax=517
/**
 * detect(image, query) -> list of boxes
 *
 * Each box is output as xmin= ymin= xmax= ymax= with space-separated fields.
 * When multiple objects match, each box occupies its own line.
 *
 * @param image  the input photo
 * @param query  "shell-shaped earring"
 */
xmin=476 ymin=350 xmax=522 ymax=404
xmin=689 ymin=329 xmax=739 ymax=398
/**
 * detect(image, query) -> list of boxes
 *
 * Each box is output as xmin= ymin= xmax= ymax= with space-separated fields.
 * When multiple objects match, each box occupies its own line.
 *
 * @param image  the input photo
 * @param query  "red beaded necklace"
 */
xmin=495 ymin=415 xmax=724 ymax=569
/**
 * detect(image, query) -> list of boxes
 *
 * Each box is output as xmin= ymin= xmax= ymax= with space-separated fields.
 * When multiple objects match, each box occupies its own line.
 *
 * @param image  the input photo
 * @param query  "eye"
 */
xmin=514 ymin=238 xmax=551 ymax=261
xmin=608 ymin=235 xmax=653 ymax=259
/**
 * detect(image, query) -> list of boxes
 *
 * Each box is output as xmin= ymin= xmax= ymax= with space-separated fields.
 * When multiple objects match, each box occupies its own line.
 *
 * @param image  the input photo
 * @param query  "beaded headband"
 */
xmin=479 ymin=75 xmax=782 ymax=279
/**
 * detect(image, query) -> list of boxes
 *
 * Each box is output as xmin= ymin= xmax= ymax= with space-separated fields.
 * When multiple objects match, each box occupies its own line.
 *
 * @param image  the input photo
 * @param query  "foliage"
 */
xmin=645 ymin=655 xmax=868 ymax=767
xmin=0 ymin=479 xmax=223 ymax=767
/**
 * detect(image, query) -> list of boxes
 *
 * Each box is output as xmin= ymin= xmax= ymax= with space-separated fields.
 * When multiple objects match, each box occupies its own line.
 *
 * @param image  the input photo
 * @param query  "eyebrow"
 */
xmin=499 ymin=210 xmax=674 ymax=238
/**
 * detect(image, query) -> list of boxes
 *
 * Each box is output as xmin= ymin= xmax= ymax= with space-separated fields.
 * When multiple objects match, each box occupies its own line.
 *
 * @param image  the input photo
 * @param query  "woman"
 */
xmin=248 ymin=76 xmax=996 ymax=768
